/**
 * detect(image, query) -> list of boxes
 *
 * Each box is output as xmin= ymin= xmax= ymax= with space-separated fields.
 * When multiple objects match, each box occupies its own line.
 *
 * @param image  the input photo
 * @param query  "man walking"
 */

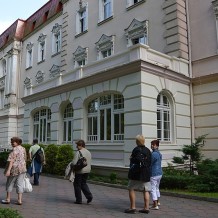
xmin=29 ymin=139 xmax=45 ymax=186
xmin=72 ymin=140 xmax=93 ymax=204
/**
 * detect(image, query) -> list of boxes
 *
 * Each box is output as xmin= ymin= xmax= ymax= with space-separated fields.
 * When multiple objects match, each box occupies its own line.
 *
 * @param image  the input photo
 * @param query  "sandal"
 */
xmin=139 ymin=209 xmax=150 ymax=214
xmin=124 ymin=208 xmax=136 ymax=214
xmin=15 ymin=201 xmax=22 ymax=205
xmin=1 ymin=200 xmax=10 ymax=204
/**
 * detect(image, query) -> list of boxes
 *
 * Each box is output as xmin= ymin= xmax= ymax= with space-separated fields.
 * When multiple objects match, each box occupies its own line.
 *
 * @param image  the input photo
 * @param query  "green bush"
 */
xmin=54 ymin=144 xmax=74 ymax=175
xmin=0 ymin=208 xmax=23 ymax=218
xmin=109 ymin=172 xmax=117 ymax=183
xmin=43 ymin=144 xmax=59 ymax=174
xmin=0 ymin=151 xmax=10 ymax=168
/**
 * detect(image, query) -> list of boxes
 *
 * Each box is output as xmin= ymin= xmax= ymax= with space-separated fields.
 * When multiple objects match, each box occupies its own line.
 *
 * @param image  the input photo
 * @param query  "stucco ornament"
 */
xmin=212 ymin=0 xmax=218 ymax=19
xmin=24 ymin=77 xmax=32 ymax=89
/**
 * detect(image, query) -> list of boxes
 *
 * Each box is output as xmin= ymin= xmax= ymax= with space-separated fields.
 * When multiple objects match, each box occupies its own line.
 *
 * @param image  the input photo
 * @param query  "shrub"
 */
xmin=0 ymin=208 xmax=23 ymax=218
xmin=54 ymin=144 xmax=74 ymax=175
xmin=109 ymin=172 xmax=117 ymax=183
xmin=0 ymin=151 xmax=10 ymax=168
xmin=43 ymin=144 xmax=59 ymax=174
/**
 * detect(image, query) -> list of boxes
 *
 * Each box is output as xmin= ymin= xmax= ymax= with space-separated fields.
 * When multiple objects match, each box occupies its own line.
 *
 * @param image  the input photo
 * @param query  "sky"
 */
xmin=0 ymin=0 xmax=49 ymax=35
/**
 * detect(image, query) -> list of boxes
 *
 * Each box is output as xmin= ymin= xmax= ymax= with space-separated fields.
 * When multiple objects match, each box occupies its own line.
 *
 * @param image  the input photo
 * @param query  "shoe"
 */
xmin=139 ymin=209 xmax=150 ymax=214
xmin=1 ymin=200 xmax=10 ymax=204
xmin=157 ymin=202 xmax=161 ymax=206
xmin=124 ymin=209 xmax=136 ymax=214
xmin=74 ymin=201 xmax=82 ymax=204
xmin=32 ymin=183 xmax=39 ymax=186
xmin=150 ymin=205 xmax=159 ymax=210
xmin=15 ymin=201 xmax=22 ymax=205
xmin=87 ymin=197 xmax=93 ymax=204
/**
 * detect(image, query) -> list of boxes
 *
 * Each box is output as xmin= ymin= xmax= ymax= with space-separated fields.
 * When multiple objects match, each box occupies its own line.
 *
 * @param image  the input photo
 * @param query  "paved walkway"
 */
xmin=0 ymin=169 xmax=217 ymax=218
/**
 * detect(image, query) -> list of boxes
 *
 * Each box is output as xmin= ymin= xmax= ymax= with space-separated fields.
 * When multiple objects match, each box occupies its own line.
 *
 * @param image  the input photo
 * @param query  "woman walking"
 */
xmin=2 ymin=137 xmax=27 ymax=205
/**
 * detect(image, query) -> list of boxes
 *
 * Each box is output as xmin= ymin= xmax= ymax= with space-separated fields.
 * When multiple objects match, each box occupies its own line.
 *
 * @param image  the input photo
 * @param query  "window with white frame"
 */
xmin=26 ymin=42 xmax=33 ymax=68
xmin=52 ymin=23 xmax=62 ymax=55
xmin=125 ymin=18 xmax=148 ymax=47
xmin=37 ymin=33 xmax=46 ymax=62
xmin=95 ymin=34 xmax=114 ymax=60
xmin=63 ymin=103 xmax=74 ymax=143
xmin=157 ymin=92 xmax=172 ymax=142
xmin=76 ymin=2 xmax=88 ymax=35
xmin=99 ymin=0 xmax=113 ymax=22
xmin=126 ymin=0 xmax=145 ymax=8
xmin=33 ymin=108 xmax=51 ymax=143
xmin=73 ymin=46 xmax=88 ymax=68
xmin=87 ymin=94 xmax=124 ymax=142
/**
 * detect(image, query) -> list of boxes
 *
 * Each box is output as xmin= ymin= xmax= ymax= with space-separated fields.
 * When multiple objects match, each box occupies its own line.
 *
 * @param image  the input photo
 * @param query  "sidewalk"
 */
xmin=0 ymin=168 xmax=217 ymax=218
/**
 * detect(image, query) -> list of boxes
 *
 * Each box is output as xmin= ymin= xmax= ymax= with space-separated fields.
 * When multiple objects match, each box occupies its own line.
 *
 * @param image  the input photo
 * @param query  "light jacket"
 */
xmin=151 ymin=149 xmax=163 ymax=177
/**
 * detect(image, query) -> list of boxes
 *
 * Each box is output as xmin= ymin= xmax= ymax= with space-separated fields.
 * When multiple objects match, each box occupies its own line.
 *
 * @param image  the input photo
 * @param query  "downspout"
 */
xmin=186 ymin=0 xmax=195 ymax=143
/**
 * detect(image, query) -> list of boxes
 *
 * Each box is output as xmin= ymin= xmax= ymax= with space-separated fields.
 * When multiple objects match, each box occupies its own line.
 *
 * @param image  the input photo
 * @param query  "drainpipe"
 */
xmin=186 ymin=0 xmax=195 ymax=143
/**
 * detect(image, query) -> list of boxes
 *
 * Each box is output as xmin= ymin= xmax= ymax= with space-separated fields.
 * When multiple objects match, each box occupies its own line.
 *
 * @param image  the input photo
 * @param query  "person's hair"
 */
xmin=151 ymin=139 xmax=159 ymax=147
xmin=11 ymin=137 xmax=22 ymax=145
xmin=33 ymin=138 xmax=38 ymax=144
xmin=76 ymin=139 xmax=86 ymax=148
xmin=135 ymin=135 xmax=145 ymax=146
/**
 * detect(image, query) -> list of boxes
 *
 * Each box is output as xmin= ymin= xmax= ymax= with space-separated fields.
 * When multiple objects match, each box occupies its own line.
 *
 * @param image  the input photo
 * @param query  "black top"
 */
xmin=128 ymin=145 xmax=151 ymax=182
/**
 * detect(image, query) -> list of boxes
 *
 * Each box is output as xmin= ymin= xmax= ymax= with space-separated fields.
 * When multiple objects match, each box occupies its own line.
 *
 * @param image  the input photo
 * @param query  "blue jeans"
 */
xmin=73 ymin=173 xmax=92 ymax=203
xmin=33 ymin=172 xmax=40 ymax=185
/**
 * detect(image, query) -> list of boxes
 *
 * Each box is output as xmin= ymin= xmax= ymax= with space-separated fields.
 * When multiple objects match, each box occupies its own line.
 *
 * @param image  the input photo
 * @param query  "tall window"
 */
xmin=1 ymin=59 xmax=6 ymax=76
xmin=52 ymin=23 xmax=62 ymax=54
xmin=63 ymin=103 xmax=74 ymax=143
xmin=87 ymin=94 xmax=124 ymax=142
xmin=126 ymin=0 xmax=144 ymax=8
xmin=26 ymin=42 xmax=33 ymax=69
xmin=157 ymin=93 xmax=171 ymax=142
xmin=37 ymin=33 xmax=46 ymax=62
xmin=99 ymin=0 xmax=113 ymax=22
xmin=33 ymin=108 xmax=51 ymax=143
xmin=76 ymin=3 xmax=88 ymax=35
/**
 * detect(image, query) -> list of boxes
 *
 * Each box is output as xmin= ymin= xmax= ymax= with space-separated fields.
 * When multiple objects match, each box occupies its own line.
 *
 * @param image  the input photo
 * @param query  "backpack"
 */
xmin=34 ymin=147 xmax=44 ymax=163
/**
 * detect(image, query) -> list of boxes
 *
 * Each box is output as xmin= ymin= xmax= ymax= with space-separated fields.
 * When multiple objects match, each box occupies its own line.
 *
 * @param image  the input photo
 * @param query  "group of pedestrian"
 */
xmin=125 ymin=135 xmax=163 ymax=214
xmin=1 ymin=137 xmax=45 ymax=205
xmin=1 ymin=134 xmax=161 ymax=213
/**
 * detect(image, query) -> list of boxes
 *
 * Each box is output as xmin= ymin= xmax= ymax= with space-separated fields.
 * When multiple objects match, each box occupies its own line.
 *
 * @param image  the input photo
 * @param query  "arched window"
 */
xmin=63 ymin=103 xmax=74 ymax=143
xmin=157 ymin=92 xmax=172 ymax=142
xmin=87 ymin=94 xmax=124 ymax=142
xmin=33 ymin=108 xmax=51 ymax=143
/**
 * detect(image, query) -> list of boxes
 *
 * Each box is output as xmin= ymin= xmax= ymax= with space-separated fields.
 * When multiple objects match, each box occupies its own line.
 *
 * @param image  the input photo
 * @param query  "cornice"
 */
xmin=192 ymin=73 xmax=218 ymax=85
xmin=22 ymin=59 xmax=190 ymax=104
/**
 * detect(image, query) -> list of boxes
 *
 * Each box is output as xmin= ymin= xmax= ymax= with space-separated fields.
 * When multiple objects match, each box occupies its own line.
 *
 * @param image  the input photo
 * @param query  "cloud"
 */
xmin=0 ymin=21 xmax=13 ymax=35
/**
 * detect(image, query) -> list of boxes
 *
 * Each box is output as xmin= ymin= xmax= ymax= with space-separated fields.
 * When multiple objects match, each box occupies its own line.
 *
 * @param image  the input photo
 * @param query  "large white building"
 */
xmin=0 ymin=0 xmax=217 ymax=169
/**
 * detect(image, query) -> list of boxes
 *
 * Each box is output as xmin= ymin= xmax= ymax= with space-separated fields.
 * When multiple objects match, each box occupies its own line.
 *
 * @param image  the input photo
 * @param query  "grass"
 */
xmin=162 ymin=189 xmax=218 ymax=199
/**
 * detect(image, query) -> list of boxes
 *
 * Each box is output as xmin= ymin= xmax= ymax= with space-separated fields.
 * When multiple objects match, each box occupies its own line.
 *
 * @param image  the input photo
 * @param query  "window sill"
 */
xmin=75 ymin=29 xmax=88 ymax=38
xmin=37 ymin=60 xmax=45 ymax=65
xmin=51 ymin=51 xmax=61 ymax=58
xmin=98 ymin=16 xmax=113 ymax=26
xmin=25 ymin=66 xmax=32 ymax=70
xmin=126 ymin=0 xmax=146 ymax=11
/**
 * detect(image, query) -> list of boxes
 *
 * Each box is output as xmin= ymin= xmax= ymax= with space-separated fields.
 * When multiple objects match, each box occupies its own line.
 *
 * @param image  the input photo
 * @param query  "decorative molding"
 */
xmin=24 ymin=77 xmax=32 ymax=89
xmin=26 ymin=42 xmax=34 ymax=50
xmin=73 ymin=46 xmax=88 ymax=61
xmin=61 ymin=0 xmax=69 ymax=4
xmin=125 ymin=19 xmax=148 ymax=43
xmin=35 ymin=71 xmax=44 ymax=84
xmin=78 ymin=0 xmax=87 ymax=12
xmin=37 ymin=33 xmax=46 ymax=42
xmin=49 ymin=64 xmax=61 ymax=78
xmin=212 ymin=0 xmax=218 ymax=19
xmin=52 ymin=23 xmax=62 ymax=34
xmin=95 ymin=34 xmax=115 ymax=52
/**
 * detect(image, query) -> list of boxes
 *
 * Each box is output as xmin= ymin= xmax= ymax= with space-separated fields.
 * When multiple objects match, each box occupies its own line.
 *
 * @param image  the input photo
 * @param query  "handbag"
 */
xmin=23 ymin=175 xmax=33 ymax=193
xmin=73 ymin=151 xmax=87 ymax=171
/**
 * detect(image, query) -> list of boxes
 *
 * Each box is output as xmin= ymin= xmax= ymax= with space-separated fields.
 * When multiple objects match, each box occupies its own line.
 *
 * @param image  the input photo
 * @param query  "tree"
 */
xmin=173 ymin=134 xmax=208 ymax=174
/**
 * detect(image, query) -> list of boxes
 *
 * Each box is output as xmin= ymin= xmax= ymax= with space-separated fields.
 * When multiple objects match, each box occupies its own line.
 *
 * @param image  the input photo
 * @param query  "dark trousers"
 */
xmin=33 ymin=172 xmax=40 ymax=185
xmin=73 ymin=173 xmax=92 ymax=203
